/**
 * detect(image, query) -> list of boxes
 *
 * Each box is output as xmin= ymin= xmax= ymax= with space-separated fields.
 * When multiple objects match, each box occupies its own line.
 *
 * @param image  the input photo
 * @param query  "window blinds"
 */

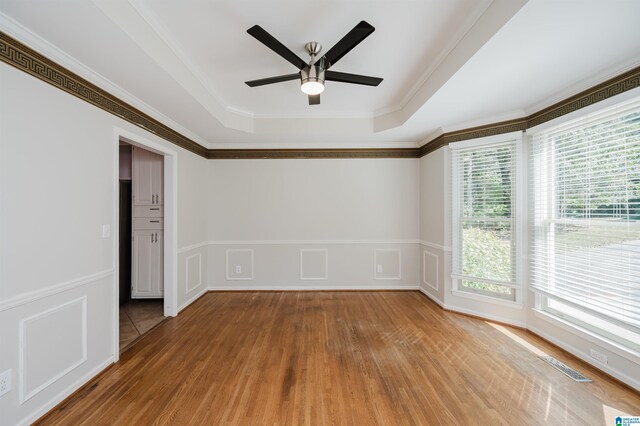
xmin=452 ymin=140 xmax=517 ymax=299
xmin=530 ymin=100 xmax=640 ymax=331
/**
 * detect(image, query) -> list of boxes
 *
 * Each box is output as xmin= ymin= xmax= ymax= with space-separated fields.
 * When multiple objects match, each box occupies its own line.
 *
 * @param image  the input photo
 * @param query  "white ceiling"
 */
xmin=1 ymin=0 xmax=639 ymax=149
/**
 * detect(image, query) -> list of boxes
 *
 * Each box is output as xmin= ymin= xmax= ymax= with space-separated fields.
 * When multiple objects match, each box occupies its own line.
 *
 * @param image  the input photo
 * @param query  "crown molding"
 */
xmin=1 ymin=28 xmax=639 ymax=160
xmin=0 ymin=30 xmax=209 ymax=157
xmin=417 ymin=64 xmax=640 ymax=158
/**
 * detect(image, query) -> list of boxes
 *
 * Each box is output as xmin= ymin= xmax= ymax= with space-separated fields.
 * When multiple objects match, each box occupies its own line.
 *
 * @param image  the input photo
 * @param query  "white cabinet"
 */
xmin=132 ymin=146 xmax=163 ymax=206
xmin=132 ymin=230 xmax=164 ymax=298
xmin=131 ymin=147 xmax=164 ymax=299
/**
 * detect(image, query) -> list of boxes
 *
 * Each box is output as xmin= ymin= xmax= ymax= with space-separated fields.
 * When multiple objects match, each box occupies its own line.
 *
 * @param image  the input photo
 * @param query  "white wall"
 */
xmin=206 ymin=159 xmax=421 ymax=289
xmin=0 ymin=62 xmax=208 ymax=424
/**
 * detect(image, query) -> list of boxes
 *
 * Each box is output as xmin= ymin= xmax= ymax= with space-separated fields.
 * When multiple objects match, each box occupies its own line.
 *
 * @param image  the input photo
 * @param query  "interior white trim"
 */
xmin=528 ymin=324 xmax=640 ymax=392
xmin=418 ymin=287 xmax=444 ymax=308
xmin=209 ymin=239 xmax=420 ymax=245
xmin=450 ymin=289 xmax=524 ymax=309
xmin=210 ymin=284 xmax=420 ymax=291
xmin=532 ymin=309 xmax=640 ymax=365
xmin=0 ymin=269 xmax=114 ymax=312
xmin=419 ymin=240 xmax=451 ymax=252
xmin=422 ymin=250 xmax=439 ymax=291
xmin=443 ymin=303 xmax=527 ymax=328
xmin=177 ymin=287 xmax=208 ymax=313
xmin=225 ymin=249 xmax=254 ymax=281
xmin=178 ymin=241 xmax=209 ymax=253
xmin=113 ymin=127 xmax=178 ymax=364
xmin=16 ymin=357 xmax=114 ymax=426
xmin=185 ymin=253 xmax=202 ymax=293
xmin=374 ymin=248 xmax=402 ymax=280
xmin=19 ymin=297 xmax=88 ymax=404
xmin=299 ymin=249 xmax=329 ymax=281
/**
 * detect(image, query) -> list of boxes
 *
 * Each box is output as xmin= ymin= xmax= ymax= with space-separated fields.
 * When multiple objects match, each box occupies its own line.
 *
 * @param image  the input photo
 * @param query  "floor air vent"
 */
xmin=539 ymin=356 xmax=592 ymax=382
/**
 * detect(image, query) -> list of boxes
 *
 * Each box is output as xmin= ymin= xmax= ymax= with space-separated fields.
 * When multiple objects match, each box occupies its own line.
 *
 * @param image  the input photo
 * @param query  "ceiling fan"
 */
xmin=244 ymin=21 xmax=383 ymax=105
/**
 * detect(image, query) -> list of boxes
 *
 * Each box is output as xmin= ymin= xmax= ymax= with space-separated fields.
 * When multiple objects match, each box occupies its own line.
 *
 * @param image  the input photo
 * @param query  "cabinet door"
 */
xmin=151 ymin=153 xmax=164 ymax=206
xmin=132 ymin=147 xmax=155 ymax=206
xmin=152 ymin=231 xmax=164 ymax=296
xmin=132 ymin=230 xmax=163 ymax=298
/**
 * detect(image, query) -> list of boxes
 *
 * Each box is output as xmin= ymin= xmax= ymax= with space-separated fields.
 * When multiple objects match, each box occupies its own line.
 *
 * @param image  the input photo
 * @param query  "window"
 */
xmin=530 ymin=98 xmax=640 ymax=352
xmin=451 ymin=135 xmax=521 ymax=302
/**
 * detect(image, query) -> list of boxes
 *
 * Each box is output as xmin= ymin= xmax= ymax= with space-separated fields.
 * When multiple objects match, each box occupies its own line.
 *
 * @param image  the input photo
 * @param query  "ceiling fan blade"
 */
xmin=325 ymin=71 xmax=382 ymax=86
xmin=321 ymin=21 xmax=375 ymax=68
xmin=308 ymin=94 xmax=320 ymax=105
xmin=247 ymin=25 xmax=307 ymax=70
xmin=245 ymin=73 xmax=300 ymax=87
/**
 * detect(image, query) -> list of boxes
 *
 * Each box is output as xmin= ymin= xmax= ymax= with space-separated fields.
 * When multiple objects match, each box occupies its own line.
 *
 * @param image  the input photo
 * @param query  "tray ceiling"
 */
xmin=1 ymin=0 xmax=639 ymax=149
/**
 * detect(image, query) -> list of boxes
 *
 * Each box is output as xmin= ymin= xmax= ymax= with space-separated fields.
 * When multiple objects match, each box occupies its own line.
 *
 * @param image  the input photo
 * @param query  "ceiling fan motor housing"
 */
xmin=301 ymin=64 xmax=326 ymax=86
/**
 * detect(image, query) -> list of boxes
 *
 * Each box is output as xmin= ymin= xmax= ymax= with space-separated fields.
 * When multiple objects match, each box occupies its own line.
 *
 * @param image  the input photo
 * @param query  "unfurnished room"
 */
xmin=1 ymin=0 xmax=639 ymax=425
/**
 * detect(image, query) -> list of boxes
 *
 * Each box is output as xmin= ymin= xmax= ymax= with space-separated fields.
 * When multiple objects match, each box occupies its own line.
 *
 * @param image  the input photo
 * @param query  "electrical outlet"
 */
xmin=235 ymin=265 xmax=242 ymax=274
xmin=590 ymin=349 xmax=608 ymax=365
xmin=376 ymin=264 xmax=383 ymax=273
xmin=0 ymin=370 xmax=11 ymax=397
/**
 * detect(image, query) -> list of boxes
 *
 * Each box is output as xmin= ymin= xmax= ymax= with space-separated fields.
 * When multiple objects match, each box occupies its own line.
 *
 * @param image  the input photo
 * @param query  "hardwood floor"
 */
xmin=38 ymin=291 xmax=639 ymax=425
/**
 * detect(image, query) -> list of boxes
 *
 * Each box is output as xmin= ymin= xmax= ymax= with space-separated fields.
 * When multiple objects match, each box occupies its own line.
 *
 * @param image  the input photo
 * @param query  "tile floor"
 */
xmin=119 ymin=299 xmax=165 ymax=351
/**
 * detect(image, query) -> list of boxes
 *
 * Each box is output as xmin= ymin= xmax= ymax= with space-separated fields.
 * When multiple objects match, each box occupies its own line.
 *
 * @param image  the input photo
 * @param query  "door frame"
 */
xmin=112 ymin=127 xmax=178 ymax=362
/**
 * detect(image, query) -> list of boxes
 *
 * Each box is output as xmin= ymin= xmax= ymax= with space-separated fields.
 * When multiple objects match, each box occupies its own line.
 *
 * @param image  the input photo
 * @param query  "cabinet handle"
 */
xmin=150 ymin=220 xmax=160 ymax=223
xmin=152 ymin=194 xmax=156 ymax=204
xmin=150 ymin=208 xmax=160 ymax=211
xmin=153 ymin=233 xmax=156 ymax=243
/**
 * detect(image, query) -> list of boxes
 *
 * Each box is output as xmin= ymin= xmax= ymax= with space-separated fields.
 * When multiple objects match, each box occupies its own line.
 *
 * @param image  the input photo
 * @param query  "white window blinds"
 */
xmin=530 ymin=99 xmax=640 ymax=332
xmin=452 ymin=139 xmax=518 ymax=301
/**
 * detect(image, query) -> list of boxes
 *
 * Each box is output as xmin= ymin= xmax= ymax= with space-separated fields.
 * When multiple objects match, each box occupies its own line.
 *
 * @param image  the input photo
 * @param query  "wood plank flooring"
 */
xmin=37 ymin=291 xmax=640 ymax=425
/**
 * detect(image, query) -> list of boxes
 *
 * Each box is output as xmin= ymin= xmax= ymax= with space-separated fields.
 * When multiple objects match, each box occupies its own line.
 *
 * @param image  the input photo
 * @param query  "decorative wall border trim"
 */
xmin=1 ymin=31 xmax=638 ymax=160
xmin=0 ymin=32 xmax=207 ymax=158
xmin=207 ymin=148 xmax=418 ymax=159
xmin=0 ymin=269 xmax=114 ymax=312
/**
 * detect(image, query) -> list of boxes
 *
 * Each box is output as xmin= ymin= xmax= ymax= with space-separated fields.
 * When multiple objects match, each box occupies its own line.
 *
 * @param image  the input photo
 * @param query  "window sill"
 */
xmin=451 ymin=289 xmax=523 ymax=309
xmin=532 ymin=309 xmax=640 ymax=364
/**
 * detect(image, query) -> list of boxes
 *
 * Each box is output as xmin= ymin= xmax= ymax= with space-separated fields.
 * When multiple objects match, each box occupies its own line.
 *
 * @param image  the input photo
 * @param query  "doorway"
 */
xmin=118 ymin=142 xmax=165 ymax=352
xmin=113 ymin=128 xmax=178 ymax=361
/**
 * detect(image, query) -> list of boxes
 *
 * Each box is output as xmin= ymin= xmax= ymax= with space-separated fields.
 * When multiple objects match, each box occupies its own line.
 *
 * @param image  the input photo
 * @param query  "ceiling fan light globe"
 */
xmin=301 ymin=81 xmax=324 ymax=95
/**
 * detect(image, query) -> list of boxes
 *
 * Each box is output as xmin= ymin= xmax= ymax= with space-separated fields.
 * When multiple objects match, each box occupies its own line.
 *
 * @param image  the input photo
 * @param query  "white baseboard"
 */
xmin=418 ymin=287 xmax=444 ymax=307
xmin=442 ymin=303 xmax=527 ymax=328
xmin=177 ymin=287 xmax=208 ymax=313
xmin=528 ymin=325 xmax=640 ymax=392
xmin=208 ymin=284 xmax=420 ymax=291
xmin=18 ymin=356 xmax=114 ymax=426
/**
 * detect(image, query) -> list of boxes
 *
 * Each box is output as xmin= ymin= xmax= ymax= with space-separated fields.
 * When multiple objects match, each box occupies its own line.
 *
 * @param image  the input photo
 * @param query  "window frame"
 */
xmin=528 ymin=96 xmax=640 ymax=354
xmin=450 ymin=132 xmax=525 ymax=306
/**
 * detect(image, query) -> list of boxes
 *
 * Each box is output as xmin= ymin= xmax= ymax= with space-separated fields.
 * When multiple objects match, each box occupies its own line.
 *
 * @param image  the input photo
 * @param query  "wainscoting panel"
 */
xmin=1 ymin=272 xmax=114 ymax=426
xmin=20 ymin=297 xmax=87 ymax=403
xmin=422 ymin=250 xmax=439 ymax=291
xmin=185 ymin=253 xmax=202 ymax=293
xmin=374 ymin=249 xmax=402 ymax=280
xmin=300 ymin=249 xmax=328 ymax=280
xmin=208 ymin=242 xmax=419 ymax=289
xmin=225 ymin=249 xmax=254 ymax=281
